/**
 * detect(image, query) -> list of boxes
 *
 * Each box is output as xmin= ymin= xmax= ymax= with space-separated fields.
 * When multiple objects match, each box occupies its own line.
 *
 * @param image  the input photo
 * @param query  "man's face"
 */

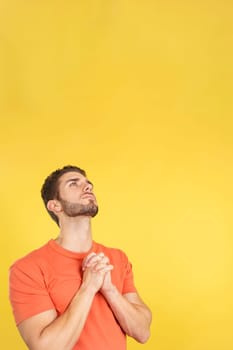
xmin=56 ymin=171 xmax=98 ymax=218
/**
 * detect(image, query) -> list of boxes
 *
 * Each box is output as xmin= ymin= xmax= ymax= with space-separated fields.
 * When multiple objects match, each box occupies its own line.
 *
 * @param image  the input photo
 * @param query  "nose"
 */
xmin=83 ymin=181 xmax=93 ymax=192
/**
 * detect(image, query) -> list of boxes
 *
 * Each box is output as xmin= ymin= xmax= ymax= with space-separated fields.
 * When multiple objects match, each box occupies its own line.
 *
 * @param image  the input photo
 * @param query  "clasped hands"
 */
xmin=81 ymin=252 xmax=114 ymax=294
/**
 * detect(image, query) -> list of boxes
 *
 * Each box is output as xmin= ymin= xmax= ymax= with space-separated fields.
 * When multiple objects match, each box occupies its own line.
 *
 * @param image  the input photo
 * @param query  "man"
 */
xmin=9 ymin=165 xmax=152 ymax=350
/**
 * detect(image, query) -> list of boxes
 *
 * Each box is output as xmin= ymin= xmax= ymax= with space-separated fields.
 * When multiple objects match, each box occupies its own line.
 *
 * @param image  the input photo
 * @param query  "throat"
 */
xmin=55 ymin=234 xmax=93 ymax=253
xmin=56 ymin=219 xmax=93 ymax=253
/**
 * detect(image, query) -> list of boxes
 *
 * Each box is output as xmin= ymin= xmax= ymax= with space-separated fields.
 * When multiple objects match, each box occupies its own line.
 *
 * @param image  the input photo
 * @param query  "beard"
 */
xmin=59 ymin=198 xmax=98 ymax=218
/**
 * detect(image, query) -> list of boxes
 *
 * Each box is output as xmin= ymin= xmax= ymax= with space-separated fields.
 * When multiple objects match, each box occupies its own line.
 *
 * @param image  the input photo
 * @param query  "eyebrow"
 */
xmin=65 ymin=177 xmax=93 ymax=186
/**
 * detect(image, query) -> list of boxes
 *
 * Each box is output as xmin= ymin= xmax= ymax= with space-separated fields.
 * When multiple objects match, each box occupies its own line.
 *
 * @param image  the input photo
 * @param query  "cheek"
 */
xmin=59 ymin=188 xmax=82 ymax=201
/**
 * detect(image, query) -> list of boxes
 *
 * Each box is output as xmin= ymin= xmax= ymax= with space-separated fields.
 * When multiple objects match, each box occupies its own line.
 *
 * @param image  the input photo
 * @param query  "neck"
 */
xmin=56 ymin=216 xmax=93 ymax=253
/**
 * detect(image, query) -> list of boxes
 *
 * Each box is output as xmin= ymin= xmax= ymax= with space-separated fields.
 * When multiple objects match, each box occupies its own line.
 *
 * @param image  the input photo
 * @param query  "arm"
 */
xmin=17 ymin=254 xmax=113 ymax=350
xmin=101 ymin=281 xmax=152 ymax=343
xmin=83 ymin=252 xmax=152 ymax=343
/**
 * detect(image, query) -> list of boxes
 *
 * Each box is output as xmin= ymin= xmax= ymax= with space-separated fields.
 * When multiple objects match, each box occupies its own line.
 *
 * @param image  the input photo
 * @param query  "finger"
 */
xmin=82 ymin=253 xmax=105 ymax=271
xmin=85 ymin=253 xmax=106 ymax=267
xmin=100 ymin=256 xmax=110 ymax=265
xmin=93 ymin=263 xmax=114 ymax=272
xmin=82 ymin=252 xmax=97 ymax=269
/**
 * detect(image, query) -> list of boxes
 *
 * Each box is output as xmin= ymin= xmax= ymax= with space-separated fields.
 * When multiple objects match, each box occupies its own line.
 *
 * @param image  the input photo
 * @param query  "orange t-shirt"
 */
xmin=9 ymin=240 xmax=137 ymax=350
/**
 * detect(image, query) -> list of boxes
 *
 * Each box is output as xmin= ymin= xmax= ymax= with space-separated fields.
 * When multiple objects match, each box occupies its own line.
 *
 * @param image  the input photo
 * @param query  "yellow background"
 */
xmin=1 ymin=1 xmax=233 ymax=349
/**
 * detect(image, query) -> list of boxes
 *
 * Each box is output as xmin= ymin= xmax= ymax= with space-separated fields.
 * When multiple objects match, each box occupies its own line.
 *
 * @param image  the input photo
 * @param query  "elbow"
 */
xmin=136 ymin=310 xmax=152 ymax=343
xmin=131 ymin=327 xmax=150 ymax=344
xmin=136 ymin=329 xmax=151 ymax=344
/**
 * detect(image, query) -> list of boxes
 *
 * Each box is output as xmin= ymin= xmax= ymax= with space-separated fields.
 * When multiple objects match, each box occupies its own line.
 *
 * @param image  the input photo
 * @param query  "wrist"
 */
xmin=101 ymin=284 xmax=118 ymax=297
xmin=79 ymin=281 xmax=97 ymax=298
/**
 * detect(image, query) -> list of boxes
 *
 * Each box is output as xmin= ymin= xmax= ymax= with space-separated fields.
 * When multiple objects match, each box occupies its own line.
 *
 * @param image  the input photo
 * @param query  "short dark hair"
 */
xmin=41 ymin=165 xmax=86 ymax=226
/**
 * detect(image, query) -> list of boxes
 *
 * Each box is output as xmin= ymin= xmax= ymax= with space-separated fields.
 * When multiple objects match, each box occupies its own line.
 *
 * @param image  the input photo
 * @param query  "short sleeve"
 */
xmin=122 ymin=255 xmax=137 ymax=294
xmin=9 ymin=260 xmax=55 ymax=325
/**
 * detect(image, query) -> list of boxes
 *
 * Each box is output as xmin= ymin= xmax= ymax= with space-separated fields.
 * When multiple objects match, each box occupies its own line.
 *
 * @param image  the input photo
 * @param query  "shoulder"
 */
xmin=9 ymin=241 xmax=51 ymax=273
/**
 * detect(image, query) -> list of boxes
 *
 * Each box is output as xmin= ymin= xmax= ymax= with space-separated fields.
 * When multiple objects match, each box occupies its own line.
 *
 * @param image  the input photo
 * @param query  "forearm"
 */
xmin=31 ymin=285 xmax=95 ymax=350
xmin=102 ymin=286 xmax=152 ymax=343
xmin=17 ymin=253 xmax=113 ymax=350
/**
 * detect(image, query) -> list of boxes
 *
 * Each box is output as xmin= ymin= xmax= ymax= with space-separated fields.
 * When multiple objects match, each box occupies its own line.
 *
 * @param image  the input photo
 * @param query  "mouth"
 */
xmin=82 ymin=193 xmax=95 ymax=199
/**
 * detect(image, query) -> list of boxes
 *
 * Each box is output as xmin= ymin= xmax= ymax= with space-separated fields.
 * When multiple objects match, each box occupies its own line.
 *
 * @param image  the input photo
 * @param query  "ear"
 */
xmin=47 ymin=199 xmax=62 ymax=214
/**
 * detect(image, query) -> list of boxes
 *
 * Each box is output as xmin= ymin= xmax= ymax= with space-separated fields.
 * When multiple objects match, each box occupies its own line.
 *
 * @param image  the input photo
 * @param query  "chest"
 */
xmin=43 ymin=257 xmax=125 ymax=314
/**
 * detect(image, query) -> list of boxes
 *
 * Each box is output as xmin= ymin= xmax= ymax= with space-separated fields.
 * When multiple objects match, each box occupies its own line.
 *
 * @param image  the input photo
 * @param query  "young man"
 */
xmin=9 ymin=165 xmax=152 ymax=350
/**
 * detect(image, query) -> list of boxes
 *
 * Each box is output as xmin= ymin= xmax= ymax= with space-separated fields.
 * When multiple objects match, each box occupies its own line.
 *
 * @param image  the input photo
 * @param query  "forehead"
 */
xmin=58 ymin=171 xmax=87 ymax=185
